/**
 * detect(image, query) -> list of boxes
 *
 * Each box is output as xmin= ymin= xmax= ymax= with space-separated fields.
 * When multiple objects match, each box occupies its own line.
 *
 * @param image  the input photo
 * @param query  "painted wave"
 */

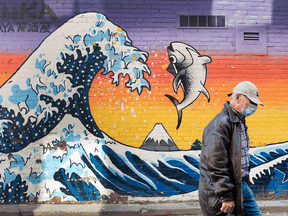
xmin=0 ymin=12 xmax=150 ymax=154
xmin=1 ymin=114 xmax=288 ymax=203
xmin=0 ymin=115 xmax=201 ymax=203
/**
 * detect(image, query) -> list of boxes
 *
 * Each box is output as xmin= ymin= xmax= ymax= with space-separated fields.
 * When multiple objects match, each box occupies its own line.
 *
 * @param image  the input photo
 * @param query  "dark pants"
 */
xmin=218 ymin=182 xmax=262 ymax=216
xmin=242 ymin=181 xmax=262 ymax=216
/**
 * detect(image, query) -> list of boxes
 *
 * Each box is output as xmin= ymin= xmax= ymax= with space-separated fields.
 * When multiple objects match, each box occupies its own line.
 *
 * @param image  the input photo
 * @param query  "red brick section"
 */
xmin=206 ymin=54 xmax=288 ymax=108
xmin=1 ymin=53 xmax=287 ymax=107
xmin=0 ymin=53 xmax=29 ymax=87
xmin=208 ymin=54 xmax=288 ymax=81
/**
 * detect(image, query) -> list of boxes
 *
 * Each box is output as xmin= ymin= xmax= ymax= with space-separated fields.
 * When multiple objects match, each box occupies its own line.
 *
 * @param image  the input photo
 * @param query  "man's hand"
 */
xmin=221 ymin=201 xmax=235 ymax=214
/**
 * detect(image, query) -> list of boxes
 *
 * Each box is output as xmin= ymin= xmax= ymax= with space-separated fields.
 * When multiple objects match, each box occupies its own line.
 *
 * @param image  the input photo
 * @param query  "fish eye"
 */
xmin=169 ymin=55 xmax=177 ymax=64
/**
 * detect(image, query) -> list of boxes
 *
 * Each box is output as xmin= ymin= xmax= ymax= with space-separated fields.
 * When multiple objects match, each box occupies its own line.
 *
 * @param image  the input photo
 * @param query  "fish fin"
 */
xmin=172 ymin=74 xmax=182 ymax=94
xmin=165 ymin=94 xmax=183 ymax=130
xmin=199 ymin=84 xmax=210 ymax=102
xmin=200 ymin=55 xmax=212 ymax=64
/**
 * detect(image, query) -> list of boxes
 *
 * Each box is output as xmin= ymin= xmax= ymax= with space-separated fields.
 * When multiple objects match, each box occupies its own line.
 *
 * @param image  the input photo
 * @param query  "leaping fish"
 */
xmin=165 ymin=42 xmax=212 ymax=129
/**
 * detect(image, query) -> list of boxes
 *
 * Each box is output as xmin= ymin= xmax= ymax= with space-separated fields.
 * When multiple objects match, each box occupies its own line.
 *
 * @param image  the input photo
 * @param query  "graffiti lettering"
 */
xmin=1 ymin=2 xmax=57 ymax=22
xmin=0 ymin=22 xmax=51 ymax=33
xmin=28 ymin=22 xmax=38 ymax=32
xmin=0 ymin=23 xmax=14 ymax=32
xmin=16 ymin=22 xmax=27 ymax=32
xmin=18 ymin=1 xmax=38 ymax=20
xmin=38 ymin=4 xmax=57 ymax=21
xmin=39 ymin=22 xmax=51 ymax=33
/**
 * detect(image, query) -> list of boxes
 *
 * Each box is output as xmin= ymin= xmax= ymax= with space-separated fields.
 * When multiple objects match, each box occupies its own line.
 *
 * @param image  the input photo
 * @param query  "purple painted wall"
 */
xmin=1 ymin=0 xmax=288 ymax=54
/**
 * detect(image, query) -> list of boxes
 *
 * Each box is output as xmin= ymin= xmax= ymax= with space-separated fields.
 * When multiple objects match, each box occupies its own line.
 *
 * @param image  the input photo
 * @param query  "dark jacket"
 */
xmin=199 ymin=102 xmax=248 ymax=216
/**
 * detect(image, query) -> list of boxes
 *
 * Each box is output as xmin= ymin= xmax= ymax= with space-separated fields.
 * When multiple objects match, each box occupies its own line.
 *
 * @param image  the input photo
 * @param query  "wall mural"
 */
xmin=0 ymin=12 xmax=288 ymax=204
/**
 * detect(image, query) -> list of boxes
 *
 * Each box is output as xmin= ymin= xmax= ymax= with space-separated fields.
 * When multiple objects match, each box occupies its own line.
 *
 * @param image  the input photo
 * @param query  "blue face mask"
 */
xmin=241 ymin=103 xmax=257 ymax=117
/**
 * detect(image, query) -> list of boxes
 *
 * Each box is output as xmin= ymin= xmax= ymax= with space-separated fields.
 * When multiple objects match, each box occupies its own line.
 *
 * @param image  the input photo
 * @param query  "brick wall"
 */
xmin=0 ymin=0 xmax=288 ymax=205
xmin=1 ymin=0 xmax=288 ymax=54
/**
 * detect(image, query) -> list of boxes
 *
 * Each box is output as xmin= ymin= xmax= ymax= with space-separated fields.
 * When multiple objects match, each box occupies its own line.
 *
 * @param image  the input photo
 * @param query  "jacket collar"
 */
xmin=224 ymin=101 xmax=240 ymax=123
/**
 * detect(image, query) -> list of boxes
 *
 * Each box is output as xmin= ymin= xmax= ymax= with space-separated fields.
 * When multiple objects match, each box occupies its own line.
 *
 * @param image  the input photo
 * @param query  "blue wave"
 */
xmin=54 ymin=168 xmax=108 ymax=201
xmin=0 ymin=12 xmax=150 ymax=153
xmin=79 ymin=145 xmax=199 ymax=197
xmin=0 ymin=174 xmax=29 ymax=204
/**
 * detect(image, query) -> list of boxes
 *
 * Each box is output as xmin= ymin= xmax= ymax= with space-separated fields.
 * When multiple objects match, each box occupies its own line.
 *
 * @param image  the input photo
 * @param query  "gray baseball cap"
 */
xmin=228 ymin=81 xmax=264 ymax=106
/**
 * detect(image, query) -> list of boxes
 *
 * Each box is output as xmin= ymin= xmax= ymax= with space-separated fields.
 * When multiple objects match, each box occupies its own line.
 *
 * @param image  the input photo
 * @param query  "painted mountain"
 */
xmin=140 ymin=123 xmax=179 ymax=151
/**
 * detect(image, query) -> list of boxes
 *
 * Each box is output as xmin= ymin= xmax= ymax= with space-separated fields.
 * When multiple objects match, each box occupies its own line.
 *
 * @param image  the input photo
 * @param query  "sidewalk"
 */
xmin=1 ymin=200 xmax=288 ymax=216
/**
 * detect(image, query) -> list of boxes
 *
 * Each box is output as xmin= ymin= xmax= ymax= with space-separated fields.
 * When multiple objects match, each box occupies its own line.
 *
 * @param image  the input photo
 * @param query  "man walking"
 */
xmin=199 ymin=81 xmax=263 ymax=216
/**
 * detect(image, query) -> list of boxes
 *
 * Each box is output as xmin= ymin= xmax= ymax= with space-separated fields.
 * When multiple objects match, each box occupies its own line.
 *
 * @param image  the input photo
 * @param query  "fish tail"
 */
xmin=165 ymin=94 xmax=183 ymax=130
xmin=200 ymin=82 xmax=210 ymax=103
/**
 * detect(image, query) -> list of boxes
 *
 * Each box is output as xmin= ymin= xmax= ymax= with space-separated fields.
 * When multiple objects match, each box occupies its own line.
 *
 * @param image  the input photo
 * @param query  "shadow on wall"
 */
xmin=272 ymin=0 xmax=288 ymax=26
xmin=72 ymin=0 xmax=215 ymax=29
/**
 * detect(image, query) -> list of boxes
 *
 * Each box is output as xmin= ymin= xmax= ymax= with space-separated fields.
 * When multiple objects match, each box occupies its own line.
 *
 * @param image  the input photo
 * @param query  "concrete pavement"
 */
xmin=1 ymin=200 xmax=288 ymax=216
